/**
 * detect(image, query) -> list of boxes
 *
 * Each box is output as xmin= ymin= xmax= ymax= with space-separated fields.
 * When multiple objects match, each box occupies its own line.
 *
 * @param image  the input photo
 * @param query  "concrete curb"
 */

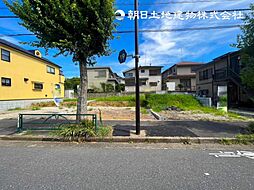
xmin=150 ymin=109 xmax=164 ymax=121
xmin=0 ymin=135 xmax=237 ymax=144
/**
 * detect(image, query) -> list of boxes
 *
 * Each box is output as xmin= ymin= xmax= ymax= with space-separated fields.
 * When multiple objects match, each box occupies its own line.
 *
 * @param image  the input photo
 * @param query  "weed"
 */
xmin=8 ymin=107 xmax=24 ymax=111
xmin=141 ymin=108 xmax=148 ymax=114
xmin=31 ymin=106 xmax=41 ymax=110
xmin=247 ymin=122 xmax=254 ymax=133
xmin=97 ymin=126 xmax=113 ymax=137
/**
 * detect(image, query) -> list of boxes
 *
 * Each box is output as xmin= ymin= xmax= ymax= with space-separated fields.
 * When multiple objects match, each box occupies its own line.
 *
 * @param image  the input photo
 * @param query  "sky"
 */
xmin=0 ymin=0 xmax=252 ymax=78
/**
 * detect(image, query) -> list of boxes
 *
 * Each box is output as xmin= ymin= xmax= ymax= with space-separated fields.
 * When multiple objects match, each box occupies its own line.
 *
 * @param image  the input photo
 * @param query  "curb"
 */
xmin=0 ymin=135 xmax=237 ymax=144
xmin=150 ymin=109 xmax=164 ymax=121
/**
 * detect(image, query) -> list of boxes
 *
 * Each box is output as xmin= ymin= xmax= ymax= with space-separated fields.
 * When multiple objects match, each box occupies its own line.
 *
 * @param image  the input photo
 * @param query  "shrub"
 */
xmin=97 ymin=126 xmax=113 ymax=137
xmin=55 ymin=119 xmax=96 ymax=140
xmin=247 ymin=122 xmax=254 ymax=134
xmin=105 ymin=83 xmax=114 ymax=92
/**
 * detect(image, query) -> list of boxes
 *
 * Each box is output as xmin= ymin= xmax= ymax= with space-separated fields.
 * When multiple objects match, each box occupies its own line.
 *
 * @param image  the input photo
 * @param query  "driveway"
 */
xmin=0 ymin=115 xmax=249 ymax=137
xmin=104 ymin=120 xmax=248 ymax=137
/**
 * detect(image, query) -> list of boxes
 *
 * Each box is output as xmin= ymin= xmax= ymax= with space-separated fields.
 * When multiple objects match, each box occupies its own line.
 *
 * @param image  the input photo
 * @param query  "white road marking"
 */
xmin=209 ymin=151 xmax=254 ymax=160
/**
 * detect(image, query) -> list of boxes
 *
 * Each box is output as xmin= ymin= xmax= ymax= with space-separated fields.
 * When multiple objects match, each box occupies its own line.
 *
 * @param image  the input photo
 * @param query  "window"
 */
xmin=149 ymin=69 xmax=161 ymax=76
xmin=199 ymin=68 xmax=213 ymax=81
xmin=47 ymin=66 xmax=55 ymax=74
xmin=125 ymin=78 xmax=135 ymax=86
xmin=34 ymin=83 xmax=43 ymax=90
xmin=96 ymin=70 xmax=106 ymax=78
xmin=125 ymin=73 xmax=133 ymax=78
xmin=1 ymin=77 xmax=11 ymax=86
xmin=141 ymin=70 xmax=145 ymax=73
xmin=1 ymin=49 xmax=10 ymax=62
xmin=139 ymin=79 xmax=147 ymax=86
xmin=149 ymin=82 xmax=157 ymax=86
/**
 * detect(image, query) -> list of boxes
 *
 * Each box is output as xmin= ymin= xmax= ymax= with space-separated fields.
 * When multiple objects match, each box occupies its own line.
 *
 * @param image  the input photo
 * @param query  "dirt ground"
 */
xmin=159 ymin=110 xmax=254 ymax=122
xmin=0 ymin=106 xmax=155 ymax=121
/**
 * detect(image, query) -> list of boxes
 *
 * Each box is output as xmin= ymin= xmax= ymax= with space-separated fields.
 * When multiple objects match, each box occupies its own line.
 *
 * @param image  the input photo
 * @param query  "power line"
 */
xmin=115 ymin=0 xmax=244 ymax=6
xmin=0 ymin=0 xmax=243 ymax=9
xmin=0 ymin=8 xmax=251 ymax=18
xmin=0 ymin=24 xmax=243 ymax=37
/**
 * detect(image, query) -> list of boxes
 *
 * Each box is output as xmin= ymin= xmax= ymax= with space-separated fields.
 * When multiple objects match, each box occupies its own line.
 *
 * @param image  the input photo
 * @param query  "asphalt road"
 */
xmin=0 ymin=141 xmax=253 ymax=190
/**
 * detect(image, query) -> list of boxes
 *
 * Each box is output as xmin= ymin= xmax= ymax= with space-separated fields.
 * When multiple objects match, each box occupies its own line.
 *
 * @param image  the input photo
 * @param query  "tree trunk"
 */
xmin=76 ymin=60 xmax=88 ymax=122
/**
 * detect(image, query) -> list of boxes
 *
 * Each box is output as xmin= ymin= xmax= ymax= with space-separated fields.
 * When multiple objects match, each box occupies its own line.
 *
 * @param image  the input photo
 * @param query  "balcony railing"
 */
xmin=175 ymin=86 xmax=196 ymax=92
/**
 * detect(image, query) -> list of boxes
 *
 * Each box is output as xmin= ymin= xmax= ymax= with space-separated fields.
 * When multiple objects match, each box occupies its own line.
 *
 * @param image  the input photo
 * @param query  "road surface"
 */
xmin=0 ymin=141 xmax=253 ymax=190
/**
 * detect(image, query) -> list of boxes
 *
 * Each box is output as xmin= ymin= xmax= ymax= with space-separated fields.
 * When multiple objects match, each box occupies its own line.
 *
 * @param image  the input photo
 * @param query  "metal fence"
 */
xmin=17 ymin=114 xmax=97 ymax=132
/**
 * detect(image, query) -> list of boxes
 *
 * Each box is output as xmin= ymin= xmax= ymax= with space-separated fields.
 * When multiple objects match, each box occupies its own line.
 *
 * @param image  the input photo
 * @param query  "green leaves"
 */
xmin=4 ymin=0 xmax=116 ymax=64
xmin=235 ymin=4 xmax=254 ymax=90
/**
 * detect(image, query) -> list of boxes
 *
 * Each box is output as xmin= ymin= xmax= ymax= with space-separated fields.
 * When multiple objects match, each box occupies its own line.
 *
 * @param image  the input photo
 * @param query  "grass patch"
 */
xmin=146 ymin=94 xmax=203 ymax=112
xmin=31 ymin=106 xmax=41 ymax=111
xmin=220 ymin=134 xmax=254 ymax=145
xmin=97 ymin=126 xmax=113 ymax=138
xmin=146 ymin=94 xmax=245 ymax=120
xmin=141 ymin=107 xmax=148 ymax=114
xmin=8 ymin=107 xmax=24 ymax=111
xmin=63 ymin=98 xmax=77 ymax=102
xmin=235 ymin=134 xmax=254 ymax=144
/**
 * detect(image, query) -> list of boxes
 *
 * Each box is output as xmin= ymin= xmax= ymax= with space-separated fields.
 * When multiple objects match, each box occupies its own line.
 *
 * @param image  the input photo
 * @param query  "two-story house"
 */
xmin=162 ymin=62 xmax=203 ymax=92
xmin=0 ymin=38 xmax=64 ymax=111
xmin=123 ymin=66 xmax=162 ymax=92
xmin=87 ymin=67 xmax=120 ymax=92
xmin=196 ymin=51 xmax=253 ymax=108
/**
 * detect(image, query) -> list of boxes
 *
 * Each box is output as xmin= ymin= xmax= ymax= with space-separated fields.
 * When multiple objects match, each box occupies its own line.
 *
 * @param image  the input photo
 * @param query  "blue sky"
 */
xmin=0 ymin=0 xmax=252 ymax=78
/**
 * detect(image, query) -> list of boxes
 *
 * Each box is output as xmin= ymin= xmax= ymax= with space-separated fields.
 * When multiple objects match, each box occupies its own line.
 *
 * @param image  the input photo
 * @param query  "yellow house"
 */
xmin=0 ymin=38 xmax=64 ymax=110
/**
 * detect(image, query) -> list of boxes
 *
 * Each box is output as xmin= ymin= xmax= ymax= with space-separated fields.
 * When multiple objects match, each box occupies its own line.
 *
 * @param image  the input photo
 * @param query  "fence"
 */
xmin=17 ymin=114 xmax=97 ymax=132
xmin=196 ymin=96 xmax=212 ymax=107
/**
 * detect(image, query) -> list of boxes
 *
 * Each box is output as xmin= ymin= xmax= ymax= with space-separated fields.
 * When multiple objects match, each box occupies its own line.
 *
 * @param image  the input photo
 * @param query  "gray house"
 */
xmin=87 ymin=67 xmax=120 ymax=92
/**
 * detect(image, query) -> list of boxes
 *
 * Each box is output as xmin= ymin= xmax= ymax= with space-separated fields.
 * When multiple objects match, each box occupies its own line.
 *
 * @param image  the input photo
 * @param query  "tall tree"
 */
xmin=236 ymin=4 xmax=254 ymax=89
xmin=4 ymin=0 xmax=116 ymax=121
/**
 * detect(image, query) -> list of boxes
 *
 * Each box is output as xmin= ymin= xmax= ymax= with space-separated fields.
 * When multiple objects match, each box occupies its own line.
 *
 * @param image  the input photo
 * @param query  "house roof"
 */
xmin=195 ymin=50 xmax=241 ymax=71
xmin=87 ymin=66 xmax=115 ymax=75
xmin=123 ymin=66 xmax=163 ymax=74
xmin=162 ymin=61 xmax=203 ymax=74
xmin=176 ymin=61 xmax=204 ymax=66
xmin=0 ymin=38 xmax=61 ymax=68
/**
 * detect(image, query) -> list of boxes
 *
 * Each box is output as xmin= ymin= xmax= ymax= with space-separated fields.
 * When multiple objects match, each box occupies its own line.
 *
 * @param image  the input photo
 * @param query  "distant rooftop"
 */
xmin=123 ymin=65 xmax=163 ymax=74
xmin=176 ymin=61 xmax=204 ymax=66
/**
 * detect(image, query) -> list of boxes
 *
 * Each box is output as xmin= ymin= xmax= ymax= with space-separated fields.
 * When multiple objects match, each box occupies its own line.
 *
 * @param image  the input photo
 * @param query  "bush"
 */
xmin=105 ymin=83 xmax=114 ymax=92
xmin=115 ymin=84 xmax=125 ymax=92
xmin=247 ymin=122 xmax=254 ymax=134
xmin=55 ymin=119 xmax=96 ymax=140
xmin=97 ymin=126 xmax=113 ymax=137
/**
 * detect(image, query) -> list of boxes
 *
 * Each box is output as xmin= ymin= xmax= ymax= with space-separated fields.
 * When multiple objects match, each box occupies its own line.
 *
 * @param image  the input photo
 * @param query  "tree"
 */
xmin=65 ymin=77 xmax=80 ymax=92
xmin=4 ymin=0 xmax=116 ymax=121
xmin=235 ymin=4 xmax=254 ymax=89
xmin=177 ymin=83 xmax=183 ymax=91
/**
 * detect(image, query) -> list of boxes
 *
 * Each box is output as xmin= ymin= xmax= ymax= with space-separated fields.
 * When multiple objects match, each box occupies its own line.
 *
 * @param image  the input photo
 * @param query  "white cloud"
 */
xmin=134 ymin=0 xmax=252 ymax=68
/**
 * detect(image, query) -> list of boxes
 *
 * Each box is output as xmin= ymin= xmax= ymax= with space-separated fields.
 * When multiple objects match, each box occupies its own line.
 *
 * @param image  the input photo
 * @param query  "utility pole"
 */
xmin=134 ymin=0 xmax=140 ymax=135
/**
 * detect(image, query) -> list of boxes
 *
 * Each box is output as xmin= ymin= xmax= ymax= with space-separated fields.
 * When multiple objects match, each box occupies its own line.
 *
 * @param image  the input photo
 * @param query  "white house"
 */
xmin=123 ymin=66 xmax=162 ymax=92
